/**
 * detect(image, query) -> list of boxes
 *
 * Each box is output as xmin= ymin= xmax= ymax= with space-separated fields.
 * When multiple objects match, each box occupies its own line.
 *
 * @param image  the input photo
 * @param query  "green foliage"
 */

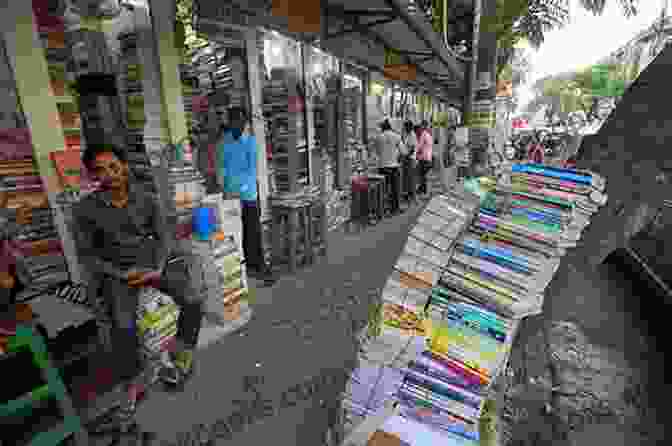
xmin=433 ymin=111 xmax=450 ymax=128
xmin=492 ymin=0 xmax=636 ymax=55
xmin=176 ymin=0 xmax=208 ymax=59
xmin=577 ymin=0 xmax=637 ymax=17
xmin=528 ymin=59 xmax=635 ymax=118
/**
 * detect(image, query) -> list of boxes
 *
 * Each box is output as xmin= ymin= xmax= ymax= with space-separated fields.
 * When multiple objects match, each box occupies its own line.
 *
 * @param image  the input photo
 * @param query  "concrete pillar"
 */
xmin=0 ymin=0 xmax=83 ymax=282
xmin=244 ymin=27 xmax=269 ymax=217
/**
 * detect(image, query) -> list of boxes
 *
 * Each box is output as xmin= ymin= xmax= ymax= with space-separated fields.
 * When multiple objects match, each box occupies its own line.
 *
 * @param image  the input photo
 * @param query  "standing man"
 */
xmin=216 ymin=106 xmax=273 ymax=282
xmin=401 ymin=120 xmax=418 ymax=203
xmin=374 ymin=119 xmax=402 ymax=215
xmin=74 ymin=144 xmax=208 ymax=430
xmin=416 ymin=120 xmax=433 ymax=196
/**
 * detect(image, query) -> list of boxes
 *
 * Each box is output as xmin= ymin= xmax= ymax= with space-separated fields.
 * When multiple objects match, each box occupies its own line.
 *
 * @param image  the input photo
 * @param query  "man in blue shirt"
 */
xmin=217 ymin=107 xmax=273 ymax=282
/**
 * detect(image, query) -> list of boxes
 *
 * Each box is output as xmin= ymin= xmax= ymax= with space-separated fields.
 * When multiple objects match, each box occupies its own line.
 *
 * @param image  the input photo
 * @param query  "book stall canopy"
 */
xmin=194 ymin=0 xmax=468 ymax=105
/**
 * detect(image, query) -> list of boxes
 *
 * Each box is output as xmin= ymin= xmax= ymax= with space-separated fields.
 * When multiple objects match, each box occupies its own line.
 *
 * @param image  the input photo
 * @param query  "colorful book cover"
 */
xmin=381 ymin=303 xmax=427 ymax=336
xmin=49 ymin=149 xmax=82 ymax=191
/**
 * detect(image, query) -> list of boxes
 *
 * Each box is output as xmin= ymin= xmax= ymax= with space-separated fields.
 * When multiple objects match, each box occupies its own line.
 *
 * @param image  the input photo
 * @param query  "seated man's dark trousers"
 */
xmin=97 ymin=254 xmax=206 ymax=381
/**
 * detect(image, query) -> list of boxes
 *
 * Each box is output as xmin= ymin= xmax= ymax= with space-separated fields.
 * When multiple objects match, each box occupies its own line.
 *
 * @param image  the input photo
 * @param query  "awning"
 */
xmin=194 ymin=0 xmax=471 ymax=103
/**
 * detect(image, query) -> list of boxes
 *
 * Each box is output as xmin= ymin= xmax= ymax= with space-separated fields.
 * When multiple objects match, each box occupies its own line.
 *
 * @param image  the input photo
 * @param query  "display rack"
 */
xmin=118 ymin=31 xmax=156 ymax=191
xmin=264 ymin=67 xmax=309 ymax=195
xmin=343 ymin=86 xmax=365 ymax=177
xmin=0 ymin=37 xmax=69 ymax=298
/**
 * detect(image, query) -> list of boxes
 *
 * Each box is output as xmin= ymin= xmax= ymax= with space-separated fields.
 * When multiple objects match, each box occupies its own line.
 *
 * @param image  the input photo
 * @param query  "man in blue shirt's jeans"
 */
xmin=217 ymin=107 xmax=273 ymax=283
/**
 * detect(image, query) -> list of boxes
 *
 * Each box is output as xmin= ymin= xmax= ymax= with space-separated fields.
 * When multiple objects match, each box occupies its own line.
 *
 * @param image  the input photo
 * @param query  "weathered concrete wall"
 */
xmin=575 ymin=43 xmax=672 ymax=267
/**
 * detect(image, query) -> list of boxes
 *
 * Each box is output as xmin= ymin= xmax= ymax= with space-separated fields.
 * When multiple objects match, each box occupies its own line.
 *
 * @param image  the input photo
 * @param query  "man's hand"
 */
xmin=0 ymin=271 xmax=15 ymax=289
xmin=127 ymin=270 xmax=160 ymax=288
xmin=16 ymin=203 xmax=33 ymax=226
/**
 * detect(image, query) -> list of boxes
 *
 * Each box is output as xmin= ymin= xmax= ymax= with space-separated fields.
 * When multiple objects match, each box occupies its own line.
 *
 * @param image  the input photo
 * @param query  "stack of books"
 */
xmin=341 ymin=164 xmax=608 ymax=445
xmin=340 ymin=192 xmax=481 ymax=442
xmin=342 ymin=334 xmax=427 ymax=437
xmin=119 ymin=33 xmax=147 ymax=153
xmin=507 ymin=163 xmax=607 ymax=226
xmin=343 ymin=87 xmax=365 ymax=175
xmin=263 ymin=68 xmax=310 ymax=194
xmin=383 ymin=191 xmax=481 ymax=316
xmin=390 ymin=271 xmax=521 ymax=445
xmin=136 ymin=287 xmax=180 ymax=360
xmin=180 ymin=65 xmax=198 ymax=129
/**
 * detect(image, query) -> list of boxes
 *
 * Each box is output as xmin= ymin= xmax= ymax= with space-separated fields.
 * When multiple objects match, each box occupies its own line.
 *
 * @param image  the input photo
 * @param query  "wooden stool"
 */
xmin=380 ymin=168 xmax=401 ymax=215
xmin=271 ymin=198 xmax=327 ymax=273
xmin=367 ymin=175 xmax=385 ymax=223
xmin=308 ymin=199 xmax=328 ymax=261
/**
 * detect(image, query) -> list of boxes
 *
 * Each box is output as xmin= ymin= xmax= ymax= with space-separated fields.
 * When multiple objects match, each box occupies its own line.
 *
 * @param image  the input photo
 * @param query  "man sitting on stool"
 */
xmin=74 ymin=144 xmax=208 ymax=431
xmin=374 ymin=119 xmax=402 ymax=215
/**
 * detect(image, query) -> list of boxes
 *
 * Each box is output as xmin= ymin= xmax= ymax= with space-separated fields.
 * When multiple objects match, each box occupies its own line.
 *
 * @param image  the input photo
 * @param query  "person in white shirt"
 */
xmin=401 ymin=120 xmax=418 ymax=203
xmin=375 ymin=120 xmax=402 ymax=214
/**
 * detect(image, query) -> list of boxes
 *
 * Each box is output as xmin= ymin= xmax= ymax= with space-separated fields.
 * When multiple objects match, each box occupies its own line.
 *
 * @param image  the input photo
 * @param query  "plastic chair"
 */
xmin=0 ymin=324 xmax=88 ymax=445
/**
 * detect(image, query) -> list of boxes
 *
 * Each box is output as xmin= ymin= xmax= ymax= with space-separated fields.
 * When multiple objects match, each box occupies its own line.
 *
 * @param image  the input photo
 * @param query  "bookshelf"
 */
xmin=263 ymin=67 xmax=310 ymax=195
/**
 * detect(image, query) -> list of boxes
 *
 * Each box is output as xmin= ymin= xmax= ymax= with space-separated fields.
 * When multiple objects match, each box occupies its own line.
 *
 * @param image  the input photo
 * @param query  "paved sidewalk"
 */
xmin=113 ymin=179 xmax=665 ymax=446
xmin=130 ymin=203 xmax=426 ymax=445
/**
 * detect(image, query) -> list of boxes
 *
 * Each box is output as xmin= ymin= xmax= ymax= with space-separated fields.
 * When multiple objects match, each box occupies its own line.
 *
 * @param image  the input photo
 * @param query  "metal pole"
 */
xmin=463 ymin=0 xmax=481 ymax=126
xmin=383 ymin=0 xmax=464 ymax=81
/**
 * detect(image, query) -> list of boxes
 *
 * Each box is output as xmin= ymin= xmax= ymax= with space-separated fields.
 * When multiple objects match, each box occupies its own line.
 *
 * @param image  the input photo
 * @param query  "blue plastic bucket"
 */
xmin=192 ymin=207 xmax=214 ymax=240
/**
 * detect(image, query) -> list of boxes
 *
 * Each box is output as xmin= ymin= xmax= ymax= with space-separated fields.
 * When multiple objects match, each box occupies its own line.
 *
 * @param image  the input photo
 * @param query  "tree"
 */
xmin=489 ymin=0 xmax=638 ymax=70
xmin=176 ymin=0 xmax=208 ymax=60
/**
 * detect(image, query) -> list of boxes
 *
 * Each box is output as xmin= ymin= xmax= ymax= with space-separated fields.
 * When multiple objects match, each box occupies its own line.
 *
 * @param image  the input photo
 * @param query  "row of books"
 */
xmin=341 ymin=164 xmax=609 ymax=446
xmin=263 ymin=68 xmax=310 ymax=195
xmin=340 ymin=192 xmax=481 ymax=443
xmin=394 ymin=164 xmax=608 ymax=445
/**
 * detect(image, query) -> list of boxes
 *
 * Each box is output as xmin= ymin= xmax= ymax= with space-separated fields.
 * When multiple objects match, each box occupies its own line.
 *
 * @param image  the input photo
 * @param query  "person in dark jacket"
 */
xmin=74 ymin=144 xmax=207 ymax=430
xmin=401 ymin=120 xmax=418 ymax=203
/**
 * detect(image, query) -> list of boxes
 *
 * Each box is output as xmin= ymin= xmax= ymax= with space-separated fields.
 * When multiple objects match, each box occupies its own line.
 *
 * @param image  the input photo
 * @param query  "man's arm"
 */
xmin=72 ymin=204 xmax=127 ymax=279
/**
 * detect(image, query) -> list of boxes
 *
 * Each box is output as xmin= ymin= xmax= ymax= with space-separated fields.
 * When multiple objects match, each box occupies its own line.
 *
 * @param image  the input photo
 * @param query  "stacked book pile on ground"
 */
xmin=340 ymin=191 xmax=480 ymax=443
xmin=340 ymin=164 xmax=608 ymax=445
xmin=136 ymin=287 xmax=181 ymax=361
xmin=393 ymin=303 xmax=520 ymax=446
xmin=507 ymin=163 xmax=607 ymax=227
xmin=386 ymin=191 xmax=481 ymax=314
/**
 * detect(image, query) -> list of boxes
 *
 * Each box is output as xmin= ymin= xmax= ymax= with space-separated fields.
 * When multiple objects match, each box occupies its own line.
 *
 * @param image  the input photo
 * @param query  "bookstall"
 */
xmin=338 ymin=163 xmax=608 ymax=446
xmin=0 ymin=1 xmax=255 ymax=443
